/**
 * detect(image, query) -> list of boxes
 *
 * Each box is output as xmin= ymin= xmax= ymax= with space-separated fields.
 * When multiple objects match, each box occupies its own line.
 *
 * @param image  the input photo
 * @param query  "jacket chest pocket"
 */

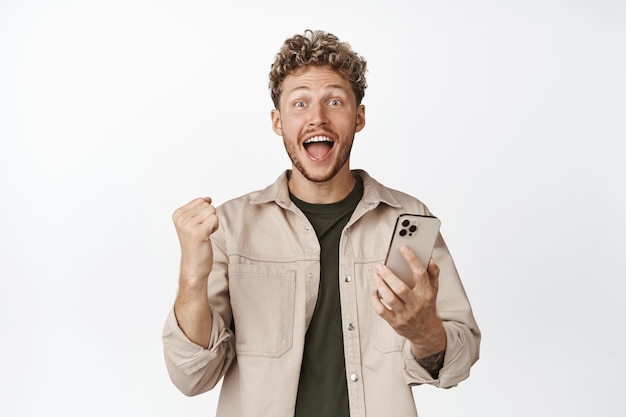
xmin=229 ymin=264 xmax=296 ymax=357
xmin=366 ymin=266 xmax=406 ymax=353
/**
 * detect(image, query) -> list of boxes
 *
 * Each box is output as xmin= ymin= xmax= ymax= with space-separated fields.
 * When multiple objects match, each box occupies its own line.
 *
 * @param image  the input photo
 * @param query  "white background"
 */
xmin=1 ymin=0 xmax=624 ymax=416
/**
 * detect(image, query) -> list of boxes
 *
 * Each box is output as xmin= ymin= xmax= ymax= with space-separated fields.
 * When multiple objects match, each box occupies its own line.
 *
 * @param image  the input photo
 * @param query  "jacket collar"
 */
xmin=251 ymin=170 xmax=402 ymax=210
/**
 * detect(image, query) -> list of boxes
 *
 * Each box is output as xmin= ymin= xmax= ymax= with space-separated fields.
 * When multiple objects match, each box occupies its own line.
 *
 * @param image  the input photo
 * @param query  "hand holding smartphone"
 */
xmin=384 ymin=214 xmax=441 ymax=289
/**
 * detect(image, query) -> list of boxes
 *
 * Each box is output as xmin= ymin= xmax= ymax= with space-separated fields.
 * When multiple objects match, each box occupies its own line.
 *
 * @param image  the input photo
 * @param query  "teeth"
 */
xmin=304 ymin=136 xmax=332 ymax=144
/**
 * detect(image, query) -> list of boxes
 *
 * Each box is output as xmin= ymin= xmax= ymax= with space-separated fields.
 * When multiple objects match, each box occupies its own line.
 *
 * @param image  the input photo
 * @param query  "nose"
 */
xmin=308 ymin=103 xmax=328 ymax=127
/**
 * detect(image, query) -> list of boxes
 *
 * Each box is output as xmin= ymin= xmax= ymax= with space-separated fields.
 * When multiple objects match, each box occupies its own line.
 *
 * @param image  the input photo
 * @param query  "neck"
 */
xmin=288 ymin=168 xmax=356 ymax=204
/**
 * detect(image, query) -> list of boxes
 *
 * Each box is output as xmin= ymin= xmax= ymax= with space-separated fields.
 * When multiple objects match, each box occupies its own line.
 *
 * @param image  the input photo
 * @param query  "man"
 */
xmin=163 ymin=30 xmax=480 ymax=417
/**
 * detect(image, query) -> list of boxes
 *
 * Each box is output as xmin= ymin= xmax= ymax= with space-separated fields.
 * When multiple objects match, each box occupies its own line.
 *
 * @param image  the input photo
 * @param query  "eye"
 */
xmin=294 ymin=101 xmax=306 ymax=108
xmin=329 ymin=99 xmax=342 ymax=106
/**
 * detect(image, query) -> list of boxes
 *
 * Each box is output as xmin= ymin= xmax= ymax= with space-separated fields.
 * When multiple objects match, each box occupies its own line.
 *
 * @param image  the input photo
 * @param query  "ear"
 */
xmin=271 ymin=108 xmax=282 ymax=136
xmin=355 ymin=104 xmax=366 ymax=133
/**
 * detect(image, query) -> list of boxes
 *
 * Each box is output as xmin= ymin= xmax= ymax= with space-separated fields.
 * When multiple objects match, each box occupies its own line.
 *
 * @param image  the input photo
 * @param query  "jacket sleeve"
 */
xmin=162 ymin=222 xmax=236 ymax=396
xmin=403 ymin=233 xmax=481 ymax=388
xmin=162 ymin=307 xmax=235 ymax=396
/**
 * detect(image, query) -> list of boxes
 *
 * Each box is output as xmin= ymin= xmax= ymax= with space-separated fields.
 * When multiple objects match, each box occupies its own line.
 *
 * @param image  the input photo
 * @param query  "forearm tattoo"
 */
xmin=416 ymin=349 xmax=445 ymax=379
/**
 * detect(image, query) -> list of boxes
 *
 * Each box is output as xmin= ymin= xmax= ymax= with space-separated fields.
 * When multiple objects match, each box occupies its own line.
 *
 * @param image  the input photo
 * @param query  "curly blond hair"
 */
xmin=269 ymin=30 xmax=367 ymax=108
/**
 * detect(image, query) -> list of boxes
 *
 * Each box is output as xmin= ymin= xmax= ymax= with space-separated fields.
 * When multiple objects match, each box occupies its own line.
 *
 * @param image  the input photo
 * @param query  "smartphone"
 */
xmin=384 ymin=214 xmax=441 ymax=288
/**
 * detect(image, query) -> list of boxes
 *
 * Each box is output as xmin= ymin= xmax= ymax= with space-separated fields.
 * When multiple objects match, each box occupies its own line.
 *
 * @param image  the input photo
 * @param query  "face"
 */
xmin=271 ymin=66 xmax=365 ymax=184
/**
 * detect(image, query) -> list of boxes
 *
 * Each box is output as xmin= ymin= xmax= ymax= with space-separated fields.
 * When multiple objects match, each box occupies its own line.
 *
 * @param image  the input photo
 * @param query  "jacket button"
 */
xmin=350 ymin=373 xmax=359 ymax=382
xmin=344 ymin=275 xmax=352 ymax=282
xmin=347 ymin=323 xmax=355 ymax=331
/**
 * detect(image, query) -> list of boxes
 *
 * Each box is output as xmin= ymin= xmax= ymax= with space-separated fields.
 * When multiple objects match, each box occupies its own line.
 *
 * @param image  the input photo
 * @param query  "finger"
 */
xmin=427 ymin=258 xmax=440 ymax=291
xmin=173 ymin=197 xmax=209 ymax=222
xmin=370 ymin=288 xmax=396 ymax=320
xmin=173 ymin=200 xmax=219 ymax=239
xmin=399 ymin=245 xmax=430 ymax=289
xmin=373 ymin=265 xmax=412 ymax=309
xmin=181 ymin=197 xmax=215 ymax=218
xmin=203 ymin=213 xmax=219 ymax=236
xmin=188 ymin=210 xmax=219 ymax=239
xmin=178 ymin=200 xmax=217 ymax=228
xmin=189 ymin=203 xmax=217 ymax=225
xmin=375 ymin=263 xmax=413 ymax=304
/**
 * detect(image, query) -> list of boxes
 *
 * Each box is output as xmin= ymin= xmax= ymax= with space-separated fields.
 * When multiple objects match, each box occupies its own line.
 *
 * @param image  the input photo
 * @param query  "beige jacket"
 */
xmin=163 ymin=170 xmax=480 ymax=417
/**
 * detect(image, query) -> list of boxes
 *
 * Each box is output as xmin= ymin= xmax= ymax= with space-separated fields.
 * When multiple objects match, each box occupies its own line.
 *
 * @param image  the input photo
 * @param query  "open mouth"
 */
xmin=303 ymin=136 xmax=334 ymax=160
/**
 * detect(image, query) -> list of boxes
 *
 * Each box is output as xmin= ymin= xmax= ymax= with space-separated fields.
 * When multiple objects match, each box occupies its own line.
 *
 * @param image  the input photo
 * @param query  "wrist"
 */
xmin=179 ymin=262 xmax=211 ymax=286
xmin=410 ymin=321 xmax=446 ymax=359
xmin=177 ymin=271 xmax=209 ymax=300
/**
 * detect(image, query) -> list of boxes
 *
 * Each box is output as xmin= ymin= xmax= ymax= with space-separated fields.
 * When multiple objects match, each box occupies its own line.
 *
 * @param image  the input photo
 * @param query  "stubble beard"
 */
xmin=283 ymin=133 xmax=354 ymax=183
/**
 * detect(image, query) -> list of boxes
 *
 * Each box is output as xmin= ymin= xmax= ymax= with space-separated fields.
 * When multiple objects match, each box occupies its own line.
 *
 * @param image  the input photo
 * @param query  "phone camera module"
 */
xmin=399 ymin=217 xmax=419 ymax=237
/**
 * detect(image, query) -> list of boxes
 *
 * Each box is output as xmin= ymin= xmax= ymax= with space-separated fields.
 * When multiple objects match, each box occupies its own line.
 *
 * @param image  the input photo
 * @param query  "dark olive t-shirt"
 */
xmin=291 ymin=177 xmax=363 ymax=417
